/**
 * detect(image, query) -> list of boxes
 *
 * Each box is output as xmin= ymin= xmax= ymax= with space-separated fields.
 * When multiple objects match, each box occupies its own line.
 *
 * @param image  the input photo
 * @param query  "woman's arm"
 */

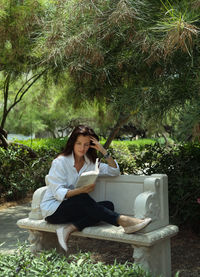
xmin=66 ymin=184 xmax=95 ymax=198
xmin=90 ymin=137 xmax=117 ymax=168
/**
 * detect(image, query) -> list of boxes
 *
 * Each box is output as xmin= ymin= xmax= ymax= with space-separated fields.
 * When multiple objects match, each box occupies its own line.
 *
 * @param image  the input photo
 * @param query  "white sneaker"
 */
xmin=56 ymin=227 xmax=68 ymax=252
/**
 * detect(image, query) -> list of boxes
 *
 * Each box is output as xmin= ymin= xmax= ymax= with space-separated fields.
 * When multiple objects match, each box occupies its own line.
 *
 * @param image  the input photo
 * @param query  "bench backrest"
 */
xmin=29 ymin=174 xmax=169 ymax=233
xmin=90 ymin=174 xmax=169 ymax=232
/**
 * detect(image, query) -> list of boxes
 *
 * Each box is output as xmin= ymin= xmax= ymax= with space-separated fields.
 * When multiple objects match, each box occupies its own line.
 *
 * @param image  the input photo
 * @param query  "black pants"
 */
xmin=45 ymin=193 xmax=120 ymax=231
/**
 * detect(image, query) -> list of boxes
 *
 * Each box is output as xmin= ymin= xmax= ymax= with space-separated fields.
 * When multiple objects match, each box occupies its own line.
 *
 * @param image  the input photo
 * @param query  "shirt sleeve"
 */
xmin=45 ymin=158 xmax=69 ymax=202
xmin=99 ymin=160 xmax=120 ymax=176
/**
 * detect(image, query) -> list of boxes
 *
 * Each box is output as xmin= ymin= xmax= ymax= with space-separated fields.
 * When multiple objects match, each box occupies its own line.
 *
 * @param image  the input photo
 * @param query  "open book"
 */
xmin=75 ymin=158 xmax=99 ymax=188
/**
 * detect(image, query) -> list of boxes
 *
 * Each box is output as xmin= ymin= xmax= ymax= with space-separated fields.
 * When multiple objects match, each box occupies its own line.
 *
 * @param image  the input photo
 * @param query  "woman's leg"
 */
xmin=46 ymin=194 xmax=119 ymax=230
xmin=72 ymin=199 xmax=117 ymax=230
xmin=46 ymin=193 xmax=151 ymax=237
xmin=46 ymin=194 xmax=151 ymax=252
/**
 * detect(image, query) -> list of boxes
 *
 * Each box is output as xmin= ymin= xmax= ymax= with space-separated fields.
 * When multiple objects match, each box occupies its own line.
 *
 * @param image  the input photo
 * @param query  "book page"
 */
xmin=75 ymin=158 xmax=99 ymax=188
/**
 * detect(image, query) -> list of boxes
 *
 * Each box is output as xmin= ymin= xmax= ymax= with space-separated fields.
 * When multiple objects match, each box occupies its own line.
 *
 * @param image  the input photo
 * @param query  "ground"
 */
xmin=67 ymin=226 xmax=200 ymax=277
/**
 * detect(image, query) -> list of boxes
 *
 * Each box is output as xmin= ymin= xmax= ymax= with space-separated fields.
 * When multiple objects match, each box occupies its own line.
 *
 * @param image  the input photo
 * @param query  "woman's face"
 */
xmin=73 ymin=135 xmax=91 ymax=158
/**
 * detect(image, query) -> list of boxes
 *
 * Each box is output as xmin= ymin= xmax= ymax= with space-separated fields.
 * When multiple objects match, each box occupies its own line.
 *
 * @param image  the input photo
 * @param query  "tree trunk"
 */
xmin=1 ymin=73 xmax=10 ymax=129
xmin=104 ymin=114 xmax=131 ymax=149
xmin=0 ymin=127 xmax=9 ymax=149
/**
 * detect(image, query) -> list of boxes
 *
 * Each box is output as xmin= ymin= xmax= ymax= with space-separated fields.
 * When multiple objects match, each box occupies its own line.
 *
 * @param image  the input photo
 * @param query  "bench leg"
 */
xmin=132 ymin=238 xmax=171 ymax=277
xmin=28 ymin=230 xmax=62 ymax=253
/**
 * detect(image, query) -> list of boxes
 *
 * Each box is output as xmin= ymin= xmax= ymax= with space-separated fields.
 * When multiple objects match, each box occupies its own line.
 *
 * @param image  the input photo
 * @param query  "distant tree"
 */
xmin=4 ymin=77 xmax=107 ymax=139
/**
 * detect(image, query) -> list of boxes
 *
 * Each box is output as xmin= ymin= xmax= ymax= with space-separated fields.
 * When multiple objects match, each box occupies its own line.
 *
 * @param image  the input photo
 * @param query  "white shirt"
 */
xmin=40 ymin=153 xmax=120 ymax=218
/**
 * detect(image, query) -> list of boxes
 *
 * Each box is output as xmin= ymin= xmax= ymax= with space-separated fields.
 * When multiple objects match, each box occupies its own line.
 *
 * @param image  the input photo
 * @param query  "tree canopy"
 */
xmin=0 ymin=0 xmax=47 ymax=147
xmin=35 ymin=0 xmax=200 ymax=143
xmin=1 ymin=0 xmax=200 ymax=146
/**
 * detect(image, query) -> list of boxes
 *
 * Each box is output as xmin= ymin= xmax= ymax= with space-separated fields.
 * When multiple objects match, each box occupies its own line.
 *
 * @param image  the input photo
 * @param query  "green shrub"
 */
xmin=0 ymin=243 xmax=153 ymax=277
xmin=15 ymin=137 xmax=67 ymax=153
xmin=132 ymin=143 xmax=200 ymax=232
xmin=0 ymin=146 xmax=33 ymax=201
xmin=111 ymin=139 xmax=157 ymax=152
xmin=0 ymin=143 xmax=57 ymax=201
xmin=109 ymin=142 xmax=136 ymax=174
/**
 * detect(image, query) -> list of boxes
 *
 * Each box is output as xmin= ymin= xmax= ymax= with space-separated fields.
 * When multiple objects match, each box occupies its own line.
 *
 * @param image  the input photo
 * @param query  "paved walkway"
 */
xmin=0 ymin=203 xmax=31 ymax=254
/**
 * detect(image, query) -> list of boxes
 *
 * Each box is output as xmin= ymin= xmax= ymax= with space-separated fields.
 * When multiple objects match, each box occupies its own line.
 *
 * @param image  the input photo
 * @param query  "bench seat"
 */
xmin=17 ymin=218 xmax=178 ymax=247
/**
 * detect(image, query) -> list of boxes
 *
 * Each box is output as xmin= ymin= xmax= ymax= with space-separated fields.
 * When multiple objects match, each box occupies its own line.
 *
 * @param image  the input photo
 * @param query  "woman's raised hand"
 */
xmin=89 ymin=136 xmax=118 ymax=168
xmin=89 ymin=136 xmax=107 ymax=156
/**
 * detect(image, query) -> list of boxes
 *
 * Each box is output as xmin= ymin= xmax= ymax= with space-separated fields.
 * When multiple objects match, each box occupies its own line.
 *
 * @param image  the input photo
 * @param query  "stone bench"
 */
xmin=17 ymin=174 xmax=178 ymax=277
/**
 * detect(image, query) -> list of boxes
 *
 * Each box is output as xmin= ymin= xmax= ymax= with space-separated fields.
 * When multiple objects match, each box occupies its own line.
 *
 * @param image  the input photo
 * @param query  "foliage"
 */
xmin=109 ymin=142 xmax=136 ymax=174
xmin=15 ymin=137 xmax=67 ymax=153
xmin=1 ymin=0 xmax=200 ymax=145
xmin=108 ymin=140 xmax=200 ymax=232
xmin=109 ymin=139 xmax=167 ymax=174
xmin=0 ymin=0 xmax=47 ymax=148
xmin=0 ymin=146 xmax=32 ymax=201
xmin=0 ymin=143 xmax=53 ymax=201
xmin=34 ymin=0 xmax=200 ymax=137
xmin=171 ymin=98 xmax=200 ymax=142
xmin=0 ymin=0 xmax=45 ymax=72
xmin=0 ymin=243 xmax=153 ymax=277
xmin=2 ymin=78 xmax=114 ymax=138
xmin=131 ymin=143 xmax=200 ymax=232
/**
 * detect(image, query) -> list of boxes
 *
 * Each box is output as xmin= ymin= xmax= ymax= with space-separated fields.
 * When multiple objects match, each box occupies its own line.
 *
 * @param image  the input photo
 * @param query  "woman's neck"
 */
xmin=74 ymin=155 xmax=84 ymax=163
xmin=74 ymin=155 xmax=85 ymax=173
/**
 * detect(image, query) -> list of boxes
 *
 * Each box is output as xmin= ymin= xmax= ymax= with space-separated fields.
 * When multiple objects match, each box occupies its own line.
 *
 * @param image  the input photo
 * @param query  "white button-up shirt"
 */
xmin=40 ymin=153 xmax=120 ymax=218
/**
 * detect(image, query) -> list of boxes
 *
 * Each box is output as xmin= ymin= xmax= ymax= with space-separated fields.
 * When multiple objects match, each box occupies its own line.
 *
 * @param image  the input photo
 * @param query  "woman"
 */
xmin=40 ymin=125 xmax=151 ymax=252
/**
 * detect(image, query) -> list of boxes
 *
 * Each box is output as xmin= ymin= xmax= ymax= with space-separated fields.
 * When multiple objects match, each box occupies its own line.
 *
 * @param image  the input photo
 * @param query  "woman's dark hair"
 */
xmin=59 ymin=125 xmax=99 ymax=163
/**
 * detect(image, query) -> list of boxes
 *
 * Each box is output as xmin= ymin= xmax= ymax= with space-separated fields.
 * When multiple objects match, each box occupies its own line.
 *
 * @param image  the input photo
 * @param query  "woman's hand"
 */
xmin=66 ymin=184 xmax=95 ymax=198
xmin=89 ymin=136 xmax=117 ymax=168
xmin=79 ymin=183 xmax=95 ymax=194
xmin=89 ymin=136 xmax=107 ymax=156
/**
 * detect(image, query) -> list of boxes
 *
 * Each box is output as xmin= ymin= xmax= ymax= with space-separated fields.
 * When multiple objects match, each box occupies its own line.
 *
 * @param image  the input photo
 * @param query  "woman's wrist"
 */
xmin=101 ymin=148 xmax=111 ymax=159
xmin=104 ymin=152 xmax=110 ymax=159
xmin=66 ymin=188 xmax=80 ymax=198
xmin=100 ymin=148 xmax=107 ymax=156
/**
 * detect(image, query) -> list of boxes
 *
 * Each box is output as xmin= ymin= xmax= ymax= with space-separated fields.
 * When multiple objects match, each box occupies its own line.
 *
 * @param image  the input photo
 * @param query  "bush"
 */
xmin=0 ymin=143 xmax=58 ymax=202
xmin=0 ymin=146 xmax=33 ymax=201
xmin=0 ymin=244 xmax=153 ymax=277
xmin=109 ymin=142 xmax=136 ymax=174
xmin=109 ymin=141 xmax=200 ymax=232
xmin=15 ymin=137 xmax=67 ymax=153
xmin=132 ymin=143 xmax=200 ymax=233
